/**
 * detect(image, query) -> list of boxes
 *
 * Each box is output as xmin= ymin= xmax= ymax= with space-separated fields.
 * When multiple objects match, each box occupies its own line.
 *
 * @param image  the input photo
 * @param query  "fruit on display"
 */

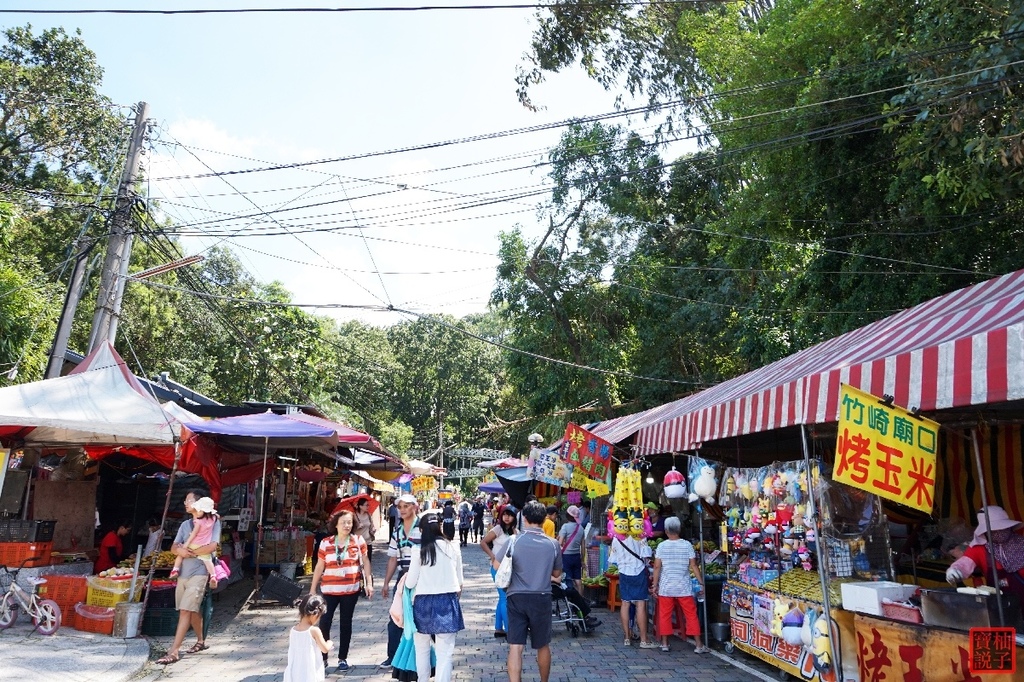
xmin=98 ymin=567 xmax=135 ymax=578
xmin=582 ymin=576 xmax=609 ymax=588
xmin=135 ymin=550 xmax=178 ymax=570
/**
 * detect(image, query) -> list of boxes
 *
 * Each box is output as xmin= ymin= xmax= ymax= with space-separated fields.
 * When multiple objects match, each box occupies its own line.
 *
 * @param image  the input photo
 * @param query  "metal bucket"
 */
xmin=278 ymin=561 xmax=298 ymax=580
xmin=112 ymin=601 xmax=145 ymax=638
xmin=709 ymin=621 xmax=731 ymax=642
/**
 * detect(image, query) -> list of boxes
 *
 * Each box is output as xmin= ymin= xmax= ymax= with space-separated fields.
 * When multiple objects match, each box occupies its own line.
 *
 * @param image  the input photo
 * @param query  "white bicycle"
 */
xmin=0 ymin=558 xmax=62 ymax=635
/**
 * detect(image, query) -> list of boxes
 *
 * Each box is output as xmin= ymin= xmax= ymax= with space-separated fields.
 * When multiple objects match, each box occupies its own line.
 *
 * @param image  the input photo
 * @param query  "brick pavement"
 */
xmin=134 ymin=537 xmax=777 ymax=682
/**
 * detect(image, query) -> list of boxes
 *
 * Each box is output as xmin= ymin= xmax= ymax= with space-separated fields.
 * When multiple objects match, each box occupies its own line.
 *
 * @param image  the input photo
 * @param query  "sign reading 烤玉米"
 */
xmin=833 ymin=384 xmax=938 ymax=513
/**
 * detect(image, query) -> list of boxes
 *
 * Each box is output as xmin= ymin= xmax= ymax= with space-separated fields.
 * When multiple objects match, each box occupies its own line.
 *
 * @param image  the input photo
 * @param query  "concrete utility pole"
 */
xmin=44 ymin=238 xmax=96 ymax=378
xmin=87 ymin=101 xmax=150 ymax=353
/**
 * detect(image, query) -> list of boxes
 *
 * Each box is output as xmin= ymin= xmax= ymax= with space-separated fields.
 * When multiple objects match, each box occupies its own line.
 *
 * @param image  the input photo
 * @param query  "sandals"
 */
xmin=156 ymin=652 xmax=180 ymax=665
xmin=186 ymin=641 xmax=209 ymax=654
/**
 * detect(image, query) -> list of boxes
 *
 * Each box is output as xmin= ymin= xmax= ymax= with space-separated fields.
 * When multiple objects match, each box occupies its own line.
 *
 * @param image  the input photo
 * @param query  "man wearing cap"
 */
xmin=947 ymin=505 xmax=1024 ymax=618
xmin=505 ymin=501 xmax=562 ymax=682
xmin=380 ymin=493 xmax=421 ymax=669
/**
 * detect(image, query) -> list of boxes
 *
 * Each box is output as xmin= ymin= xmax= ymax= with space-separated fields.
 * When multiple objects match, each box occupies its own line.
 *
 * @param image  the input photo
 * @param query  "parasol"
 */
xmin=331 ymin=493 xmax=380 ymax=517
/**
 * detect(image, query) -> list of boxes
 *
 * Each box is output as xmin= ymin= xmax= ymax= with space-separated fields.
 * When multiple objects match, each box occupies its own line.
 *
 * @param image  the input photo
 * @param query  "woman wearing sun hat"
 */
xmin=946 ymin=505 xmax=1024 ymax=618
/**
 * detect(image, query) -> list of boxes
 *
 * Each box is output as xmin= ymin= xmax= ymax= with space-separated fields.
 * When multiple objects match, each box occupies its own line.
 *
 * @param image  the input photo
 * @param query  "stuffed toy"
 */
xmin=812 ymin=613 xmax=832 ymax=674
xmin=663 ymin=467 xmax=687 ymax=499
xmin=770 ymin=598 xmax=789 ymax=637
xmin=781 ymin=607 xmax=804 ymax=645
xmin=689 ymin=465 xmax=718 ymax=504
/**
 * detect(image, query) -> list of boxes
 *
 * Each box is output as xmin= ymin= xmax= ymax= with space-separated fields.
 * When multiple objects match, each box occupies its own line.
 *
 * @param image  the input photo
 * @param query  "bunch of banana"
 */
xmin=139 ymin=550 xmax=178 ymax=569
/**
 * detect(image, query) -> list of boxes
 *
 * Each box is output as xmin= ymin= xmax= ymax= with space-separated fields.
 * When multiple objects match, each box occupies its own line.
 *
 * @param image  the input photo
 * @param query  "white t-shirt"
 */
xmin=655 ymin=539 xmax=697 ymax=597
xmin=609 ymin=536 xmax=651 ymax=577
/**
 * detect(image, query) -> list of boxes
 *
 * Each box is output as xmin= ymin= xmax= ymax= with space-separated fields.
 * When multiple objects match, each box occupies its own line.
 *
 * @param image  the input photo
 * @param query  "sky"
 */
xmin=5 ymin=1 xmax=679 ymax=327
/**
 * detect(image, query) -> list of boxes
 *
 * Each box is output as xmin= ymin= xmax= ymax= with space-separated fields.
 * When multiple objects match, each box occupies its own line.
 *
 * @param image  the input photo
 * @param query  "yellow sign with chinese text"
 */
xmin=833 ymin=384 xmax=938 ymax=513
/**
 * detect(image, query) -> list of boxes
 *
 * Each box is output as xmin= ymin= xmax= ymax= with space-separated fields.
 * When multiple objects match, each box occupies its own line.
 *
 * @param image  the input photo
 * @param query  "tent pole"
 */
xmin=253 ymin=436 xmax=270 ymax=598
xmin=971 ymin=427 xmax=1006 ymax=627
xmin=145 ymin=440 xmax=181 ymax=614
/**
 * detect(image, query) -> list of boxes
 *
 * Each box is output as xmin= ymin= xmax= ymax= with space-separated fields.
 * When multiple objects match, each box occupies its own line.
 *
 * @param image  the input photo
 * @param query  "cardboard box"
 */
xmin=841 ymin=581 xmax=918 ymax=616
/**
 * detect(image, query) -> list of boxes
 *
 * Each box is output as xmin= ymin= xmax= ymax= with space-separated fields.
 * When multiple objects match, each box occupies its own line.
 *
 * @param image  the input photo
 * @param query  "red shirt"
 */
xmin=318 ymin=534 xmax=367 ymax=595
xmin=95 ymin=531 xmax=123 ymax=573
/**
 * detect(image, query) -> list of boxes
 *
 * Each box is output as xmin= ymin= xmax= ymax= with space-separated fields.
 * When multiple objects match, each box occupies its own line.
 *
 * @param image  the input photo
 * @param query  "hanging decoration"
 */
xmin=561 ymin=422 xmax=613 ymax=480
xmin=687 ymin=455 xmax=719 ymax=505
xmin=607 ymin=465 xmax=650 ymax=540
xmin=663 ymin=466 xmax=687 ymax=499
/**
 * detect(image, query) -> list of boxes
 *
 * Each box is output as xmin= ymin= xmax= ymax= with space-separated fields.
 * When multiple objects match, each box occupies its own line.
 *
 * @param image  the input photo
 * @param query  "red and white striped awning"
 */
xmin=625 ymin=269 xmax=1024 ymax=454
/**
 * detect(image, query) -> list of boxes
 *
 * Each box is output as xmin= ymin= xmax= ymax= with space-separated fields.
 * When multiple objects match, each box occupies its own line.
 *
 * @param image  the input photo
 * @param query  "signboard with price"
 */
xmin=833 ymin=384 xmax=939 ymax=513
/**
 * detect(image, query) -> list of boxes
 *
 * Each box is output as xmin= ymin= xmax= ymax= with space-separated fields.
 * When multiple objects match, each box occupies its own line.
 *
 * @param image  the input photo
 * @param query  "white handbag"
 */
xmin=494 ymin=535 xmax=518 ymax=589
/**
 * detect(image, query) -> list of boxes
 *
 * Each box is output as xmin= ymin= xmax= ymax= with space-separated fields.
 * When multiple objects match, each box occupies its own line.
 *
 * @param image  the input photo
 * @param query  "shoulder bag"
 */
xmin=494 ymin=534 xmax=518 ymax=589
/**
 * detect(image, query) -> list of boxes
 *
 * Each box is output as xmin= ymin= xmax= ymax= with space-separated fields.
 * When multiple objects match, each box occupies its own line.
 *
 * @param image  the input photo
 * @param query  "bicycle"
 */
xmin=0 ymin=557 xmax=62 ymax=635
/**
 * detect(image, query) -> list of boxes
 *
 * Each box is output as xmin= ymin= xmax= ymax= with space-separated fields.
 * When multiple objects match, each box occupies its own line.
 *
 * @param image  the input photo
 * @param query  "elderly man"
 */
xmin=379 ymin=493 xmax=421 ymax=669
xmin=156 ymin=490 xmax=220 ymax=665
xmin=503 ymin=500 xmax=562 ymax=682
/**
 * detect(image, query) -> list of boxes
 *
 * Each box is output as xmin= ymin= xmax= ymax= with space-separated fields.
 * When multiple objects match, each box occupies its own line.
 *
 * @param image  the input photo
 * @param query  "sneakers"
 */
xmin=659 ymin=644 xmax=670 ymax=652
xmin=639 ymin=641 xmax=658 ymax=649
xmin=337 ymin=660 xmax=350 ymax=672
xmin=584 ymin=617 xmax=602 ymax=629
xmin=623 ymin=638 xmax=631 ymax=646
xmin=378 ymin=658 xmax=393 ymax=669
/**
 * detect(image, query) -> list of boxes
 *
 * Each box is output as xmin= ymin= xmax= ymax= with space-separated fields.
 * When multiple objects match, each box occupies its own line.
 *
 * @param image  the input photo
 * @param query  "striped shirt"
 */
xmin=654 ymin=539 xmax=696 ymax=597
xmin=387 ymin=521 xmax=421 ymax=580
xmin=318 ymin=534 xmax=367 ymax=595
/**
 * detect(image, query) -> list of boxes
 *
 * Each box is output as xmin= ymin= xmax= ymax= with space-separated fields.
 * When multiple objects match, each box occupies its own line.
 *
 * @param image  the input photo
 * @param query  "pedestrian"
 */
xmin=472 ymin=498 xmax=486 ymax=542
xmin=283 ymin=594 xmax=332 ymax=682
xmin=387 ymin=499 xmax=399 ymax=542
xmin=143 ymin=518 xmax=164 ymax=558
xmin=354 ymin=497 xmax=377 ymax=563
xmin=557 ymin=505 xmax=585 ymax=595
xmin=504 ymin=500 xmax=562 ymax=682
xmin=441 ymin=499 xmax=456 ymax=541
xmin=609 ymin=525 xmax=656 ymax=648
xmin=310 ymin=508 xmax=374 ymax=673
xmin=157 ymin=490 xmax=220 ymax=665
xmin=651 ymin=516 xmax=707 ymax=653
xmin=553 ymin=573 xmax=602 ymax=630
xmin=380 ymin=493 xmax=421 ymax=669
xmin=480 ymin=504 xmax=518 ymax=638
xmin=95 ymin=519 xmax=132 ymax=574
xmin=542 ymin=506 xmax=557 ymax=538
xmin=406 ymin=510 xmax=465 ymax=682
xmin=457 ymin=501 xmax=472 ymax=546
xmin=170 ymin=496 xmax=220 ymax=588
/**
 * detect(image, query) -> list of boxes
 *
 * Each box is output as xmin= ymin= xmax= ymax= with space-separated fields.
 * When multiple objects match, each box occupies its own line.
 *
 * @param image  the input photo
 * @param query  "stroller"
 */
xmin=551 ymin=579 xmax=590 ymax=637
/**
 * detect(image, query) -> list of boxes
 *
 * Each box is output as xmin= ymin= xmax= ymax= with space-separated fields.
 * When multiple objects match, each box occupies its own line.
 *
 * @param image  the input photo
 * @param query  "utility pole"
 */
xmin=44 ymin=238 xmax=97 ymax=378
xmin=88 ymin=101 xmax=150 ymax=353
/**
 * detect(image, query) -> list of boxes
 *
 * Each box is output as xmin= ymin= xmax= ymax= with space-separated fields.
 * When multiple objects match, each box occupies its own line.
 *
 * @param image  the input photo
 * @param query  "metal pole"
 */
xmin=971 ymin=428 xmax=1006 ymax=627
xmin=253 ymin=437 xmax=270 ymax=596
xmin=88 ymin=102 xmax=149 ymax=352
xmin=801 ymin=425 xmax=842 ymax=681
xmin=144 ymin=440 xmax=181 ymax=613
xmin=698 ymin=504 xmax=709 ymax=648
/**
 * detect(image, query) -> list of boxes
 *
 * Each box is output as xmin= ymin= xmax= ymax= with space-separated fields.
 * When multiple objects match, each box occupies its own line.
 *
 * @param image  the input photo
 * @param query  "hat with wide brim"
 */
xmin=974 ymin=506 xmax=1024 ymax=543
xmin=566 ymin=505 xmax=580 ymax=520
xmin=192 ymin=496 xmax=217 ymax=515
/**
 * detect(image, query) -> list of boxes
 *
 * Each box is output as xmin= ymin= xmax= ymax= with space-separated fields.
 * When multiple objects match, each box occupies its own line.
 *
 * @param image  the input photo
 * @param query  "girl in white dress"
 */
xmin=284 ymin=595 xmax=332 ymax=682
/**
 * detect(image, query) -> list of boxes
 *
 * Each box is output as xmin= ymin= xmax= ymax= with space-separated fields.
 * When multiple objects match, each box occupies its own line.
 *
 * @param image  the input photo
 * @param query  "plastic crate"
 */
xmin=0 ymin=542 xmax=52 ymax=567
xmin=74 ymin=603 xmax=115 ymax=635
xmin=141 ymin=607 xmax=179 ymax=636
xmin=31 ymin=520 xmax=56 ymax=542
xmin=86 ymin=576 xmax=142 ymax=607
xmin=38 ymin=574 xmax=88 ymax=614
xmin=0 ymin=520 xmax=33 ymax=542
xmin=147 ymin=584 xmax=176 ymax=609
xmin=261 ymin=570 xmax=302 ymax=605
xmin=881 ymin=599 xmax=924 ymax=624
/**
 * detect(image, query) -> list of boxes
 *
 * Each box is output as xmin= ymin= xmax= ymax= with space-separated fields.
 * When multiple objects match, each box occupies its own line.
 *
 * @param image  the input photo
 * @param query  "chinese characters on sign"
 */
xmin=969 ymin=628 xmax=1016 ymax=675
xmin=529 ymin=447 xmax=573 ymax=487
xmin=833 ymin=384 xmax=939 ymax=513
xmin=411 ymin=475 xmax=437 ymax=494
xmin=561 ymin=423 xmax=613 ymax=481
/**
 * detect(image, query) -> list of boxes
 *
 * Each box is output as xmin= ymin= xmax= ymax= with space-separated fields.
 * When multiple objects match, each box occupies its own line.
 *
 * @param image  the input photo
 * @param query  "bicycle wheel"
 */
xmin=0 ymin=595 xmax=18 ymax=629
xmin=33 ymin=599 xmax=61 ymax=635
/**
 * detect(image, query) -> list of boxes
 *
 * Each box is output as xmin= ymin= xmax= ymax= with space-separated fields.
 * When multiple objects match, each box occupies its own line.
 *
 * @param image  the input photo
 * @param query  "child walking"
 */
xmin=285 ymin=594 xmax=332 ymax=682
xmin=169 ymin=496 xmax=220 ymax=587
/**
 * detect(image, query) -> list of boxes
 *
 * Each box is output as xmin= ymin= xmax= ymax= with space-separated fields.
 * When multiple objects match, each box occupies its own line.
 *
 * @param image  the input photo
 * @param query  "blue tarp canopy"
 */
xmin=183 ymin=411 xmax=339 ymax=454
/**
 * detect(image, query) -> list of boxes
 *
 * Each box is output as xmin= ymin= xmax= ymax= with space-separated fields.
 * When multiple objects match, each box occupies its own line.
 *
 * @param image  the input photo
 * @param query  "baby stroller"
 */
xmin=551 ymin=580 xmax=589 ymax=637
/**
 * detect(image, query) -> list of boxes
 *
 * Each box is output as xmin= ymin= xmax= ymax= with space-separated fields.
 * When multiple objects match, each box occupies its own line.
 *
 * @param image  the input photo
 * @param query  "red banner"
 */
xmin=561 ymin=423 xmax=612 ymax=481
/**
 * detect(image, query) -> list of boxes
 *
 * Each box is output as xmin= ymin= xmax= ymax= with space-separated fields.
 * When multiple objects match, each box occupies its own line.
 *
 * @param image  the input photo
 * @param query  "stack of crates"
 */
xmin=37 ymin=574 xmax=88 ymax=618
xmin=0 ymin=519 xmax=56 ymax=567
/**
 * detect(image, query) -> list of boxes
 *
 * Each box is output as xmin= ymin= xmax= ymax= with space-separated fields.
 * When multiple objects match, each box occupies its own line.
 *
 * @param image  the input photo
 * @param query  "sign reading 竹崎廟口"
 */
xmin=833 ymin=384 xmax=939 ymax=513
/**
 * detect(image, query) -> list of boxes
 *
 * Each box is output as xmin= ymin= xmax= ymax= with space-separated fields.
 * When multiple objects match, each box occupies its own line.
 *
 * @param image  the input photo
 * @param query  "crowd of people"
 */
xmin=156 ymin=488 xmax=707 ymax=681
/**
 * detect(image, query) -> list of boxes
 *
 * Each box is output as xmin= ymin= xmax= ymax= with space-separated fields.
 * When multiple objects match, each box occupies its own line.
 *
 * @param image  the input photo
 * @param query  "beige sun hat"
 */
xmin=192 ymin=496 xmax=217 ymax=515
xmin=973 ymin=506 xmax=1024 ymax=544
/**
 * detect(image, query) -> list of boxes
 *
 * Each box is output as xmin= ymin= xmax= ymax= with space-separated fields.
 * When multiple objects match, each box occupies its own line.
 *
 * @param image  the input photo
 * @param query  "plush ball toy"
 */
xmin=663 ymin=467 xmax=687 ymax=499
xmin=689 ymin=465 xmax=718 ymax=504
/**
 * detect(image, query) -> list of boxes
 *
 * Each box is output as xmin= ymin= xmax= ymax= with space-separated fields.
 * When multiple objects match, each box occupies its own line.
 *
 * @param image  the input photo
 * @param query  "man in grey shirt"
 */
xmin=156 ymin=490 xmax=221 ymax=665
xmin=505 ymin=500 xmax=562 ymax=682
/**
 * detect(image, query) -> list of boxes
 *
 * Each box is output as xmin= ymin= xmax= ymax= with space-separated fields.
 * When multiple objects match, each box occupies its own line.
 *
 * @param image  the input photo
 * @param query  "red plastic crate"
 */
xmin=0 ymin=542 xmax=52 ymax=567
xmin=38 ymin=574 xmax=88 ymax=614
xmin=881 ymin=599 xmax=923 ymax=624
